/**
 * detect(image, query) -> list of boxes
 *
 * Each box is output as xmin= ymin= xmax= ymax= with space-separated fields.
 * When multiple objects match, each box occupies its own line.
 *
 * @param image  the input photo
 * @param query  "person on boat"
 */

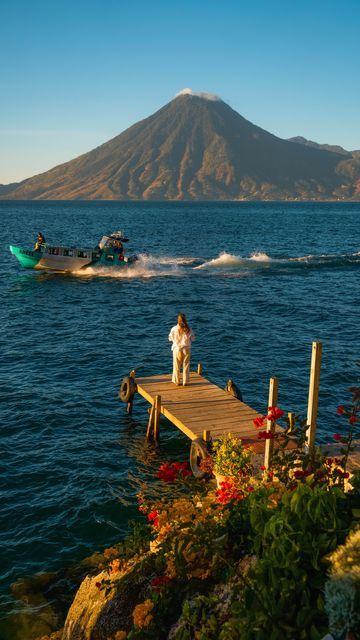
xmin=114 ymin=239 xmax=123 ymax=254
xmin=34 ymin=232 xmax=45 ymax=251
xmin=168 ymin=313 xmax=195 ymax=386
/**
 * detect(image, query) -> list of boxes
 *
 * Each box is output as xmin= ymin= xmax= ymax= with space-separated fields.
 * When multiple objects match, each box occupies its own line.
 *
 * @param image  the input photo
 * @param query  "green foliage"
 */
xmin=174 ymin=594 xmax=221 ymax=640
xmin=228 ymin=484 xmax=353 ymax=640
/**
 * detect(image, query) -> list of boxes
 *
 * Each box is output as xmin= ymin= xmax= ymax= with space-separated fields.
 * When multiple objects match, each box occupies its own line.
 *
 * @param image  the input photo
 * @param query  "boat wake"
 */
xmin=74 ymin=250 xmax=360 ymax=279
xmin=77 ymin=254 xmax=200 ymax=278
xmin=195 ymin=250 xmax=360 ymax=272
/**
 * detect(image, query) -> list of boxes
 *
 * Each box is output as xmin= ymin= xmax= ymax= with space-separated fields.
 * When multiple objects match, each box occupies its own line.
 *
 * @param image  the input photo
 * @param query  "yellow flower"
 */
xmin=132 ymin=599 xmax=154 ymax=629
xmin=114 ymin=632 xmax=127 ymax=640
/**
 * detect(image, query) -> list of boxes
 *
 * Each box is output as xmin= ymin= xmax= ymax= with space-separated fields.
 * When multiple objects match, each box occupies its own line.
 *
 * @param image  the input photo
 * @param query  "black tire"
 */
xmin=190 ymin=438 xmax=209 ymax=478
xmin=119 ymin=376 xmax=136 ymax=403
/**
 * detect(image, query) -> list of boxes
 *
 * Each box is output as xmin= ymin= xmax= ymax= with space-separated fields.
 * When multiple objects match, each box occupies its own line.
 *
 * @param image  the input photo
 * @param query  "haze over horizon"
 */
xmin=1 ymin=0 xmax=359 ymax=184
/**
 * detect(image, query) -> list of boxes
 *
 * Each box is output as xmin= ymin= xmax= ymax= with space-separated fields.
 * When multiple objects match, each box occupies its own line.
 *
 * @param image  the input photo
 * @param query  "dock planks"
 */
xmin=135 ymin=370 xmax=279 ymax=453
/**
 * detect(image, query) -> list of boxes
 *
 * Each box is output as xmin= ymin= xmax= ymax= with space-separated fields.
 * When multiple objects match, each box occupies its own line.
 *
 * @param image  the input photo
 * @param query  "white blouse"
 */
xmin=168 ymin=324 xmax=195 ymax=351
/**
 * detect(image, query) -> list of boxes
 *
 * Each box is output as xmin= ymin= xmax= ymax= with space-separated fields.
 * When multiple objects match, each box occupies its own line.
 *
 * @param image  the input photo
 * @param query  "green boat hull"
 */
xmin=9 ymin=246 xmax=42 ymax=269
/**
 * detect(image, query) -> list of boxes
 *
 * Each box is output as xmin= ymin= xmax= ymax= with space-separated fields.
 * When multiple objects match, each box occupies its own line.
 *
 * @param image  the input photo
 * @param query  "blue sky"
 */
xmin=1 ymin=0 xmax=359 ymax=183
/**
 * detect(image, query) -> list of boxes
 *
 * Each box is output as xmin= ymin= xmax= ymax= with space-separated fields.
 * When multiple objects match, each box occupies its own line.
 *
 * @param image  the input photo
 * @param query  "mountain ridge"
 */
xmin=1 ymin=93 xmax=359 ymax=201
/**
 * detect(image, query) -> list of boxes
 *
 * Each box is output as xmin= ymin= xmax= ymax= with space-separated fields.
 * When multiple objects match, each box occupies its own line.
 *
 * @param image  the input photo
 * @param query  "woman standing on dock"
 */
xmin=169 ymin=313 xmax=195 ymax=386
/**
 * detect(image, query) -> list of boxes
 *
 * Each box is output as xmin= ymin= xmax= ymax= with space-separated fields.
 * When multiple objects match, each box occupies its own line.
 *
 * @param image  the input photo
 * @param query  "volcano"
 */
xmin=1 ymin=90 xmax=359 ymax=200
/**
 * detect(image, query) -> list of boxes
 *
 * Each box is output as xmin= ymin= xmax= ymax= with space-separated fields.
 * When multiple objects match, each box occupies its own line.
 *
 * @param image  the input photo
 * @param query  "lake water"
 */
xmin=0 ymin=201 xmax=359 ymax=637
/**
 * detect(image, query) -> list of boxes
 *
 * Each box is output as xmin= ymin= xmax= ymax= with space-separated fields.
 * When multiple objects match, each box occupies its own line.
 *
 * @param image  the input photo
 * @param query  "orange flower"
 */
xmin=109 ymin=558 xmax=121 ymax=574
xmin=114 ymin=632 xmax=127 ymax=640
xmin=132 ymin=599 xmax=154 ymax=629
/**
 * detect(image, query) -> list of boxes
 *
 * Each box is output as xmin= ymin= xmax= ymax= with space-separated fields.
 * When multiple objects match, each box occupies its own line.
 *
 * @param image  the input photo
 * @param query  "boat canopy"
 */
xmin=98 ymin=231 xmax=129 ymax=249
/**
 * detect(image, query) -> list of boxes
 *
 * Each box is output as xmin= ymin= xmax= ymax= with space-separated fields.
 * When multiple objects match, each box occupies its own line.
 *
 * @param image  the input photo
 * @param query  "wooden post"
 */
xmin=306 ymin=341 xmax=322 ymax=453
xmin=288 ymin=412 xmax=295 ymax=431
xmin=153 ymin=395 xmax=161 ymax=441
xmin=264 ymin=377 xmax=278 ymax=469
xmin=203 ymin=429 xmax=211 ymax=442
xmin=146 ymin=404 xmax=155 ymax=439
xmin=197 ymin=363 xmax=203 ymax=376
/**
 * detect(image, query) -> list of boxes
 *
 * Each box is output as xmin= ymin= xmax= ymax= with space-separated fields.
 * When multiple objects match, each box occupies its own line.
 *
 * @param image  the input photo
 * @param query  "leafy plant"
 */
xmin=228 ymin=483 xmax=353 ymax=640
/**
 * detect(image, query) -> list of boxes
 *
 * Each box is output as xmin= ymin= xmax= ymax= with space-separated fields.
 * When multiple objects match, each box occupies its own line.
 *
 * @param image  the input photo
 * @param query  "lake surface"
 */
xmin=0 ymin=201 xmax=359 ymax=636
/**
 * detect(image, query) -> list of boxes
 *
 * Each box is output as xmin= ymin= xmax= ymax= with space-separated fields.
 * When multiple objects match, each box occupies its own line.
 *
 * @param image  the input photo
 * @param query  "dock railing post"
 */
xmin=154 ymin=395 xmax=161 ymax=441
xmin=197 ymin=363 xmax=203 ymax=376
xmin=288 ymin=412 xmax=295 ymax=432
xmin=203 ymin=429 xmax=211 ymax=443
xmin=306 ymin=341 xmax=322 ymax=454
xmin=264 ymin=377 xmax=278 ymax=469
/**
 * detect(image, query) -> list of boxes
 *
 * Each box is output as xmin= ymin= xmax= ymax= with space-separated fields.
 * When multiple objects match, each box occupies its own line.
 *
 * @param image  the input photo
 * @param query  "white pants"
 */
xmin=172 ymin=348 xmax=191 ymax=385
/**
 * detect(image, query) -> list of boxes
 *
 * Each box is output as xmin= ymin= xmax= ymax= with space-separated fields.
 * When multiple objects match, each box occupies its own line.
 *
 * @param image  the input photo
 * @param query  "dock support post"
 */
xmin=197 ymin=363 xmax=203 ymax=376
xmin=154 ymin=395 xmax=161 ymax=441
xmin=306 ymin=341 xmax=322 ymax=454
xmin=203 ymin=429 xmax=211 ymax=443
xmin=264 ymin=377 xmax=278 ymax=469
xmin=146 ymin=404 xmax=155 ymax=440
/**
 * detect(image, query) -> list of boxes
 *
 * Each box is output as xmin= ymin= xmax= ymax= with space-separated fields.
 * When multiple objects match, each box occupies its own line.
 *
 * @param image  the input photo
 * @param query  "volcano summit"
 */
xmin=1 ymin=90 xmax=359 ymax=200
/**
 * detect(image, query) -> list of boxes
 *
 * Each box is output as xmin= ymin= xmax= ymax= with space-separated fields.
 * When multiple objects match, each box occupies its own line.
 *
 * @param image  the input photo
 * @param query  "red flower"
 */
xmin=95 ymin=582 xmax=102 ymax=590
xmin=253 ymin=416 xmax=265 ymax=428
xmin=157 ymin=462 xmax=192 ymax=482
xmin=294 ymin=470 xmax=305 ymax=478
xmin=216 ymin=478 xmax=245 ymax=505
xmin=267 ymin=407 xmax=285 ymax=421
xmin=333 ymin=433 xmax=342 ymax=442
xmin=349 ymin=415 xmax=357 ymax=424
xmin=150 ymin=576 xmax=172 ymax=591
xmin=147 ymin=510 xmax=159 ymax=527
xmin=258 ymin=430 xmax=275 ymax=440
xmin=334 ymin=468 xmax=350 ymax=479
xmin=336 ymin=405 xmax=345 ymax=415
xmin=260 ymin=465 xmax=266 ymax=471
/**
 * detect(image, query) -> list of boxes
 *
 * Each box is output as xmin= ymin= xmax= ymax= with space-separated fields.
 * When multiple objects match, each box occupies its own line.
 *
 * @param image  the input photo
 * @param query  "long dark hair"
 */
xmin=178 ymin=313 xmax=191 ymax=335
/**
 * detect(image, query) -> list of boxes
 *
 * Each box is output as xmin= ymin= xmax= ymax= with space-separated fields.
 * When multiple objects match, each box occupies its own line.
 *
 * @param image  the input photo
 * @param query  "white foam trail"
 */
xmin=195 ymin=251 xmax=272 ymax=269
xmin=249 ymin=252 xmax=272 ymax=262
xmin=194 ymin=251 xmax=243 ymax=269
xmin=73 ymin=253 xmax=197 ymax=279
xmin=138 ymin=254 xmax=198 ymax=266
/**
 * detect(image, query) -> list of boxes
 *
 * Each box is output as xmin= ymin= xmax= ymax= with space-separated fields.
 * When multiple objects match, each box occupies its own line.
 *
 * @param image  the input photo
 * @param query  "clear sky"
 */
xmin=1 ymin=0 xmax=359 ymax=184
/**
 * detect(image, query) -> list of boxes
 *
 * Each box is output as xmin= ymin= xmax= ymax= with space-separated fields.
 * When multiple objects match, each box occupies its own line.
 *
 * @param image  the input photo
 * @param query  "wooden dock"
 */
xmin=134 ymin=368 xmax=279 ymax=455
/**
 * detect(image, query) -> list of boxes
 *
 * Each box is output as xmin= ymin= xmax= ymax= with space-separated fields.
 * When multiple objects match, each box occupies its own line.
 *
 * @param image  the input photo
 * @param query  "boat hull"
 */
xmin=9 ymin=245 xmax=137 ymax=272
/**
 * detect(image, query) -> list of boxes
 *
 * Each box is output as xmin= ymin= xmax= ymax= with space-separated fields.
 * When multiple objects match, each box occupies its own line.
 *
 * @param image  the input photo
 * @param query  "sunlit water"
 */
xmin=0 ymin=201 xmax=359 ymax=636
